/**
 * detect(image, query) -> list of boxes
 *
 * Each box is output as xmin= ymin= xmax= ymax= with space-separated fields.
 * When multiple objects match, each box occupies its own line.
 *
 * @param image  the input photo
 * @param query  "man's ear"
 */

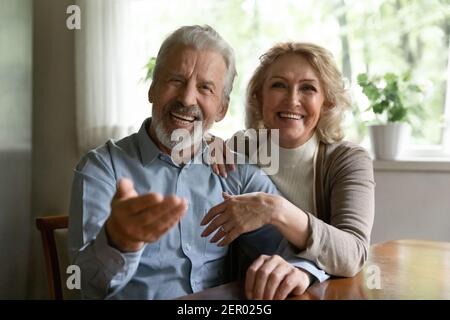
xmin=148 ymin=85 xmax=154 ymax=103
xmin=215 ymin=100 xmax=229 ymax=122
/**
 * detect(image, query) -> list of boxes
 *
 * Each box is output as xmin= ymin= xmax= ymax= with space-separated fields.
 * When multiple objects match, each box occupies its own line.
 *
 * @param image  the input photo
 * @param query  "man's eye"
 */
xmin=200 ymin=85 xmax=213 ymax=93
xmin=170 ymin=78 xmax=183 ymax=84
xmin=271 ymin=82 xmax=286 ymax=88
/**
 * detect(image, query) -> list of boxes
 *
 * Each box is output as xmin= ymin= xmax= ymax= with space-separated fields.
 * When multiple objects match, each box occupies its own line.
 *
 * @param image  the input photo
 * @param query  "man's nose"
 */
xmin=178 ymin=82 xmax=197 ymax=107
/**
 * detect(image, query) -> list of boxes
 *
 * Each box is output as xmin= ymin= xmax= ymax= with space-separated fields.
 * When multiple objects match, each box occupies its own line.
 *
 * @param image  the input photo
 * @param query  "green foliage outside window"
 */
xmin=139 ymin=0 xmax=450 ymax=145
xmin=357 ymin=72 xmax=424 ymax=124
xmin=144 ymin=57 xmax=156 ymax=83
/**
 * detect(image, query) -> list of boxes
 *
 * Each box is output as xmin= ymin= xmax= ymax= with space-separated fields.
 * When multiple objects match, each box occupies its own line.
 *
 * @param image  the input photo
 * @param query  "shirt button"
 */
xmin=185 ymin=243 xmax=191 ymax=252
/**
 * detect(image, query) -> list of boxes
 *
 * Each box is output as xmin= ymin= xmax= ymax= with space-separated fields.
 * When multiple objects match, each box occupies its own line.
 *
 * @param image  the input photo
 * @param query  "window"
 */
xmin=122 ymin=0 xmax=450 ymax=157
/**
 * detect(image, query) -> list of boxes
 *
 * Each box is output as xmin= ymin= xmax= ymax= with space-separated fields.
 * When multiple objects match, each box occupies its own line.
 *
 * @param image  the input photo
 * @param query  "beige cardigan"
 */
xmin=297 ymin=140 xmax=375 ymax=277
xmin=229 ymin=132 xmax=375 ymax=277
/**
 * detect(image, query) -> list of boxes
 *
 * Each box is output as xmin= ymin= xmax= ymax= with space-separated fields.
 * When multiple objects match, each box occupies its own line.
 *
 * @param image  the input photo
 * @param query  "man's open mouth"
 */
xmin=170 ymin=111 xmax=197 ymax=124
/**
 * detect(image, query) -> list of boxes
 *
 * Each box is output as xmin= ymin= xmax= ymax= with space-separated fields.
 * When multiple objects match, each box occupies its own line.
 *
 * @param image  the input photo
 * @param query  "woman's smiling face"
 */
xmin=260 ymin=53 xmax=326 ymax=148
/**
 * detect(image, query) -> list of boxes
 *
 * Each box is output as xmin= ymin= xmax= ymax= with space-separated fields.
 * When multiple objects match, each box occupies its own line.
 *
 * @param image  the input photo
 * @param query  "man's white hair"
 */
xmin=150 ymin=25 xmax=237 ymax=103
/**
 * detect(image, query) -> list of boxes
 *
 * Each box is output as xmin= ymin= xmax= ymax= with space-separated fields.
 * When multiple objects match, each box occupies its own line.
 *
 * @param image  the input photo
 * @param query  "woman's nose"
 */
xmin=286 ymin=88 xmax=301 ymax=108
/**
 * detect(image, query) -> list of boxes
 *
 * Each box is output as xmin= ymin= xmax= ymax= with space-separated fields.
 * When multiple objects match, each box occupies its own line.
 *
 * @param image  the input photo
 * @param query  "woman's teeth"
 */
xmin=278 ymin=112 xmax=304 ymax=120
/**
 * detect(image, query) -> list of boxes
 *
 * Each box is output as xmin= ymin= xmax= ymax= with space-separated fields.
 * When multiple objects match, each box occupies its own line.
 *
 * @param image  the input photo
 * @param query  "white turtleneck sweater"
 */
xmin=263 ymin=133 xmax=319 ymax=215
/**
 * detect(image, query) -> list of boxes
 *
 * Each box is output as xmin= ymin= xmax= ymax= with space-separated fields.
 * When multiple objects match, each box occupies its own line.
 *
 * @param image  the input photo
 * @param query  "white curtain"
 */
xmin=75 ymin=0 xmax=144 ymax=154
xmin=444 ymin=40 xmax=450 ymax=154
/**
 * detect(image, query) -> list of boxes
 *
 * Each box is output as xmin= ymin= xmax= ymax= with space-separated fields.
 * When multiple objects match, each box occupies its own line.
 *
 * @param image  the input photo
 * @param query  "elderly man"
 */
xmin=68 ymin=25 xmax=328 ymax=300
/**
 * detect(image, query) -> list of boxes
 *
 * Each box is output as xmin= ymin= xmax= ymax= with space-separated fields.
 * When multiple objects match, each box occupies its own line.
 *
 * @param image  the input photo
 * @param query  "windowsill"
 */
xmin=373 ymin=158 xmax=450 ymax=172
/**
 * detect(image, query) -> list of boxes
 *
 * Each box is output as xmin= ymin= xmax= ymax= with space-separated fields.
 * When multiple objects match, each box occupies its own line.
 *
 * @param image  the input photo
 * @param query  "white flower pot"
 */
xmin=369 ymin=123 xmax=409 ymax=160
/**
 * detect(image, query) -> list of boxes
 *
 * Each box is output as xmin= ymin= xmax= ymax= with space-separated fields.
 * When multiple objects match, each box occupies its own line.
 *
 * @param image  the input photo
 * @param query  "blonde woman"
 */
xmin=202 ymin=42 xmax=375 ymax=297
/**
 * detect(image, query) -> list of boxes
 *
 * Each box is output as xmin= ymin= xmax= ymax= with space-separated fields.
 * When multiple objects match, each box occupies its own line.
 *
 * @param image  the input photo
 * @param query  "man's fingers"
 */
xmin=262 ymin=264 xmax=289 ymax=300
xmin=222 ymin=192 xmax=232 ymax=200
xmin=200 ymin=201 xmax=227 ymax=226
xmin=136 ymin=196 xmax=186 ymax=226
xmin=245 ymin=255 xmax=269 ymax=300
xmin=115 ymin=178 xmax=138 ymax=199
xmin=117 ymin=192 xmax=165 ymax=214
xmin=141 ymin=199 xmax=187 ymax=242
xmin=273 ymin=270 xmax=300 ymax=300
xmin=251 ymin=256 xmax=281 ymax=300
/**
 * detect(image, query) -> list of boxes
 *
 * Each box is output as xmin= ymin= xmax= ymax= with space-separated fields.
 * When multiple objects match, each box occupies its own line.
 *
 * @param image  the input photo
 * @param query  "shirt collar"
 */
xmin=137 ymin=117 xmax=210 ymax=167
xmin=137 ymin=118 xmax=162 ymax=166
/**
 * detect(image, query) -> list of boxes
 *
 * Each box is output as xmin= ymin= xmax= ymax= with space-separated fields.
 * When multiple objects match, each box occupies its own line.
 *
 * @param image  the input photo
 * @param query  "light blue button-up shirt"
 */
xmin=69 ymin=118 xmax=328 ymax=300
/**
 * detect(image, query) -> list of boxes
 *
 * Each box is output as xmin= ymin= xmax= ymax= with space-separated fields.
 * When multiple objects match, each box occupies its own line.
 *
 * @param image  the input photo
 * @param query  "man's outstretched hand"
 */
xmin=105 ymin=178 xmax=188 ymax=252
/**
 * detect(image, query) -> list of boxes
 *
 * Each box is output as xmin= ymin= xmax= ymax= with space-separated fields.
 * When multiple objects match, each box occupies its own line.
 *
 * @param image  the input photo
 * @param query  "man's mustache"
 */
xmin=166 ymin=101 xmax=203 ymax=120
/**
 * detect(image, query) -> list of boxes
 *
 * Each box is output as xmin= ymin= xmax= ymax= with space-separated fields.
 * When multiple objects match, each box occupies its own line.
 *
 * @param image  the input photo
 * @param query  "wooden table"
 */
xmin=179 ymin=240 xmax=450 ymax=300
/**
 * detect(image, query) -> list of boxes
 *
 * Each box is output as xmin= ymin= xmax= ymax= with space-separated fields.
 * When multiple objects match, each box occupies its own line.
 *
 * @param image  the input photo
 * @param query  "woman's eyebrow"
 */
xmin=269 ymin=75 xmax=318 ymax=83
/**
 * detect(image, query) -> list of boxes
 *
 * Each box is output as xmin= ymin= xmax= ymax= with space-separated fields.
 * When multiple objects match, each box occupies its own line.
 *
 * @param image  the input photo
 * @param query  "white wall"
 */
xmin=27 ymin=0 xmax=78 ymax=298
xmin=0 ymin=0 xmax=32 ymax=298
xmin=372 ymin=168 xmax=450 ymax=244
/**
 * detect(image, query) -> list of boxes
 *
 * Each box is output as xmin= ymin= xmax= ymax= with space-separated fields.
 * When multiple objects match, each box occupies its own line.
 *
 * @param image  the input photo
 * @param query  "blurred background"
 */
xmin=0 ymin=0 xmax=449 ymax=299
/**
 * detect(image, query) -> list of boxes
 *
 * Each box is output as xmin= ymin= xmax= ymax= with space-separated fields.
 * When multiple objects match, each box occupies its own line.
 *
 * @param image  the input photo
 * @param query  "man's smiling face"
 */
xmin=149 ymin=45 xmax=229 ymax=151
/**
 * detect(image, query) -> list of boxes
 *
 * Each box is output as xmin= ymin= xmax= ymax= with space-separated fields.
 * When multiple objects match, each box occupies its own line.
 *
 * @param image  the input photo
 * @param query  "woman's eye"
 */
xmin=271 ymin=82 xmax=286 ymax=88
xmin=302 ymin=85 xmax=316 ymax=92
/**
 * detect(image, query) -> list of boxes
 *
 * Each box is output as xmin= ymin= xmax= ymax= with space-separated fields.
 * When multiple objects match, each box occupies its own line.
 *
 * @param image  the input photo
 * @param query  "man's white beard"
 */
xmin=153 ymin=120 xmax=179 ymax=149
xmin=151 ymin=101 xmax=216 ymax=153
xmin=153 ymin=119 xmax=209 ymax=150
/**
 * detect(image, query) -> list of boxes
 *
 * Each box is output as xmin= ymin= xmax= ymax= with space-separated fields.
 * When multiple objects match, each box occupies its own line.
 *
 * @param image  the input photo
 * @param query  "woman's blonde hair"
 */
xmin=245 ymin=42 xmax=351 ymax=144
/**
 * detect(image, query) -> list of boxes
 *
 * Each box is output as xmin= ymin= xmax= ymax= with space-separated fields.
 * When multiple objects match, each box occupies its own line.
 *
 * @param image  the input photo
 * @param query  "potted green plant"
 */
xmin=357 ymin=72 xmax=422 ymax=160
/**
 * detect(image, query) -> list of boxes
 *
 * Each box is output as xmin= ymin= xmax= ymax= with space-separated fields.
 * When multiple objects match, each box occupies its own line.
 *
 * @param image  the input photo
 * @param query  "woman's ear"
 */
xmin=323 ymin=100 xmax=335 ymax=110
xmin=254 ymin=91 xmax=261 ymax=105
xmin=254 ymin=91 xmax=264 ymax=112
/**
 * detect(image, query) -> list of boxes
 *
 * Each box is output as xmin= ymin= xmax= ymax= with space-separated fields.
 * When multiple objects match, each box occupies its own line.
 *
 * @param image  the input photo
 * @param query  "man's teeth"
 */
xmin=278 ymin=112 xmax=304 ymax=120
xmin=170 ymin=111 xmax=196 ymax=122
